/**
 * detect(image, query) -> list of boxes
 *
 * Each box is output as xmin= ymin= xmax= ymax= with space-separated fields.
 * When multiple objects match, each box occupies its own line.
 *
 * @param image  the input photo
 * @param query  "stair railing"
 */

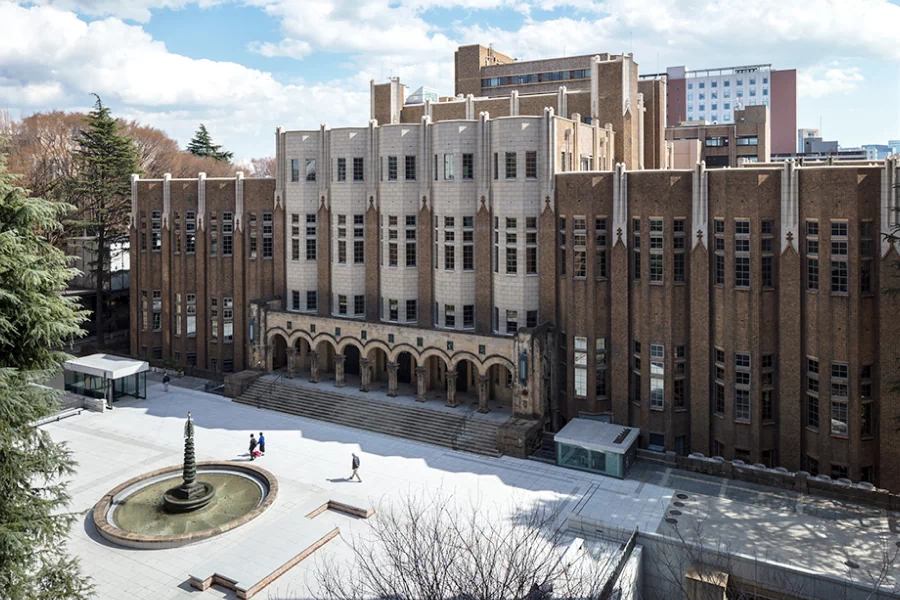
xmin=449 ymin=404 xmax=476 ymax=452
xmin=258 ymin=369 xmax=287 ymax=409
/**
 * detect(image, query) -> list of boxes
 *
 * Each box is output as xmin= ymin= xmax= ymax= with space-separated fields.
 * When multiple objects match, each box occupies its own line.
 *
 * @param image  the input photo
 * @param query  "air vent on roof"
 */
xmin=613 ymin=428 xmax=631 ymax=444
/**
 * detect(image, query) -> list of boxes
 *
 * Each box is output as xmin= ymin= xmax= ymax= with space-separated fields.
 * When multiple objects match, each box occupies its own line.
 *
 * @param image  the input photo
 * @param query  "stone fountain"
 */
xmin=163 ymin=412 xmax=217 ymax=513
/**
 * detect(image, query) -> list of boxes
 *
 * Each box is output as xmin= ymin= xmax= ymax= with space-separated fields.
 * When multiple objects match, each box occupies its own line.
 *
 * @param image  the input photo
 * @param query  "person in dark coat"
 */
xmin=162 ymin=374 xmax=170 ymax=392
xmin=258 ymin=432 xmax=266 ymax=455
xmin=349 ymin=453 xmax=361 ymax=482
xmin=249 ymin=433 xmax=258 ymax=461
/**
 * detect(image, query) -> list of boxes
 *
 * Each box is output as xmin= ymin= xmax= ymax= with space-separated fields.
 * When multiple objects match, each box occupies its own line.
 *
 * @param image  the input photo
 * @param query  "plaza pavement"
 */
xmin=47 ymin=378 xmax=900 ymax=598
xmin=48 ymin=380 xmax=663 ymax=599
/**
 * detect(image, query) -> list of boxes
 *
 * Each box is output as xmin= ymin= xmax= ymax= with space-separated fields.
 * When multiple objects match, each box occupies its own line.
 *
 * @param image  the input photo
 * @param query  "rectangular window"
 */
xmin=305 ymin=158 xmax=317 ymax=182
xmin=649 ymin=218 xmax=663 ymax=283
xmin=462 ymin=153 xmax=474 ymax=179
xmin=463 ymin=304 xmax=474 ymax=329
xmin=445 ymin=244 xmax=455 ymax=270
xmin=306 ymin=291 xmax=317 ymax=312
xmin=831 ymin=221 xmax=848 ymax=294
xmin=406 ymin=299 xmax=417 ymax=322
xmin=354 ymin=240 xmax=365 ymax=264
xmin=262 ymin=212 xmax=273 ymax=258
xmin=291 ymin=159 xmax=299 ymax=182
xmin=715 ymin=383 xmax=725 ymax=414
xmin=353 ymin=157 xmax=364 ymax=182
xmin=292 ymin=290 xmax=301 ymax=311
xmin=735 ymin=220 xmax=750 ymax=288
xmin=593 ymin=217 xmax=608 ymax=279
xmin=506 ymin=310 xmax=518 ymax=335
xmin=807 ymin=394 xmax=820 ymax=429
xmin=650 ymin=344 xmax=664 ymax=409
xmin=525 ymin=151 xmax=537 ymax=179
xmin=354 ymin=295 xmax=365 ymax=316
xmin=506 ymin=247 xmax=517 ymax=274
xmin=443 ymin=153 xmax=455 ymax=180
xmin=527 ymin=310 xmax=537 ymax=328
xmin=405 ymin=155 xmax=416 ymax=180
xmin=338 ymin=295 xmax=347 ymax=315
xmin=337 ymin=157 xmax=346 ymax=182
xmin=573 ymin=217 xmax=586 ymax=278
xmin=595 ymin=337 xmax=607 ymax=398
xmin=305 ymin=214 xmax=317 ymax=260
xmin=505 ymin=152 xmax=516 ymax=179
xmin=185 ymin=211 xmax=196 ymax=253
xmin=632 ymin=218 xmax=641 ymax=280
xmin=221 ymin=212 xmax=233 ymax=256
xmin=574 ymin=336 xmax=588 ymax=397
xmin=386 ymin=156 xmax=398 ymax=181
xmin=762 ymin=390 xmax=774 ymax=421
xmin=493 ymin=152 xmax=498 ymax=180
xmin=444 ymin=304 xmax=455 ymax=328
xmin=150 ymin=210 xmax=161 ymax=251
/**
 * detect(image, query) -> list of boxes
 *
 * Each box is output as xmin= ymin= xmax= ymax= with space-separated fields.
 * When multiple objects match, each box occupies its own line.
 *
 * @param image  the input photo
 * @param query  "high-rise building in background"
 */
xmin=641 ymin=64 xmax=797 ymax=155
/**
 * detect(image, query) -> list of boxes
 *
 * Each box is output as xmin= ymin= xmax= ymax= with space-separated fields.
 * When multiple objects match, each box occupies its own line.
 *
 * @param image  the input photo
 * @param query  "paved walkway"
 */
xmin=50 ymin=382 xmax=657 ymax=599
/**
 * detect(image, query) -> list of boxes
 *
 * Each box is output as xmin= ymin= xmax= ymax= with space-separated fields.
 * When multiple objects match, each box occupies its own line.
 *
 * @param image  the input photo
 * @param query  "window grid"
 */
xmin=831 ymin=221 xmax=848 ymax=294
xmin=649 ymin=218 xmax=663 ymax=283
xmin=807 ymin=220 xmax=819 ymax=290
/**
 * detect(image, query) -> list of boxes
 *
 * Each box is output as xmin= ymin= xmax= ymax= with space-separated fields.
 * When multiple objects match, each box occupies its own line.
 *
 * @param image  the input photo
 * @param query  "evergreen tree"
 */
xmin=185 ymin=124 xmax=233 ymax=162
xmin=72 ymin=95 xmax=139 ymax=346
xmin=0 ymin=150 xmax=92 ymax=599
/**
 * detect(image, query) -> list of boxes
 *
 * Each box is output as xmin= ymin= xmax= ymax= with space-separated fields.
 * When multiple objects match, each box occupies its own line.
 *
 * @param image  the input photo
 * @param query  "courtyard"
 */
xmin=50 ymin=375 xmax=900 ymax=599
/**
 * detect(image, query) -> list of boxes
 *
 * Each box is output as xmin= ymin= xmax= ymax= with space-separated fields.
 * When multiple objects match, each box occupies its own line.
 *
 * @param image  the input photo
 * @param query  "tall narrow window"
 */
xmin=444 ymin=304 xmax=455 ymax=328
xmin=594 ymin=217 xmax=608 ymax=279
xmin=174 ymin=212 xmax=181 ymax=253
xmin=222 ymin=212 xmax=233 ymax=256
xmin=807 ymin=220 xmax=819 ymax=290
xmin=151 ymin=290 xmax=162 ymax=331
xmin=715 ymin=347 xmax=725 ymax=413
xmin=831 ymin=221 xmax=848 ymax=294
xmin=559 ymin=217 xmax=567 ymax=276
xmin=493 ymin=152 xmax=498 ymax=180
xmin=673 ymin=218 xmax=685 ymax=283
xmin=210 ymin=297 xmax=218 ymax=340
xmin=338 ymin=294 xmax=347 ymax=315
xmin=306 ymin=214 xmax=317 ymax=260
xmin=761 ymin=219 xmax=775 ymax=288
xmin=306 ymin=291 xmax=317 ymax=312
xmin=506 ymin=310 xmax=517 ymax=335
xmin=735 ymin=220 xmax=750 ymax=288
xmin=463 ymin=216 xmax=474 ymax=271
xmin=831 ymin=362 xmax=849 ymax=436
xmin=462 ymin=153 xmax=474 ymax=179
xmin=525 ymin=151 xmax=537 ymax=179
xmin=631 ymin=340 xmax=642 ymax=404
xmin=292 ymin=290 xmax=300 ymax=311
xmin=291 ymin=159 xmax=299 ymax=182
xmin=806 ymin=357 xmax=820 ymax=429
xmin=140 ymin=213 xmax=147 ymax=251
xmin=354 ymin=214 xmax=365 ymax=264
xmin=632 ymin=218 xmax=641 ymax=280
xmin=735 ymin=352 xmax=751 ymax=421
xmin=406 ymin=299 xmax=417 ymax=322
xmin=354 ymin=295 xmax=365 ymax=316
xmin=262 ymin=212 xmax=273 ymax=258
xmin=505 ymin=217 xmax=517 ymax=274
xmin=714 ymin=219 xmax=724 ymax=285
xmin=353 ymin=157 xmax=364 ymax=182
xmin=337 ymin=214 xmax=347 ymax=264
xmin=405 ymin=155 xmax=416 ymax=180
xmin=444 ymin=153 xmax=455 ymax=180
xmin=337 ymin=157 xmax=346 ymax=182
xmin=527 ymin=217 xmax=538 ymax=275
xmin=186 ymin=293 xmax=196 ymax=336
xmin=174 ymin=293 xmax=182 ymax=336
xmin=573 ymin=217 xmax=587 ymax=278
xmin=209 ymin=214 xmax=218 ymax=256
xmin=185 ymin=211 xmax=196 ymax=254
xmin=649 ymin=218 xmax=663 ymax=283
xmin=574 ymin=337 xmax=588 ymax=396
xmin=650 ymin=344 xmax=664 ymax=409
xmin=505 ymin=152 xmax=517 ymax=179
xmin=305 ymin=158 xmax=317 ymax=182
xmin=151 ymin=210 xmax=161 ymax=251
xmin=223 ymin=298 xmax=233 ymax=342
xmin=595 ymin=337 xmax=607 ymax=398
xmin=464 ymin=305 xmax=474 ymax=329
xmin=291 ymin=213 xmax=300 ymax=261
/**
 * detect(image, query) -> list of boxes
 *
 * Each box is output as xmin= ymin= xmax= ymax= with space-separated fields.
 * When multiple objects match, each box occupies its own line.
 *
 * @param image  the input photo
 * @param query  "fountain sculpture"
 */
xmin=163 ymin=412 xmax=217 ymax=513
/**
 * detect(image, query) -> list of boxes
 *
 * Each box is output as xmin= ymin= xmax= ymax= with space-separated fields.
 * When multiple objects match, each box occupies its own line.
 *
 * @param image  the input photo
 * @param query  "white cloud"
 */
xmin=798 ymin=65 xmax=865 ymax=99
xmin=25 ymin=0 xmax=227 ymax=22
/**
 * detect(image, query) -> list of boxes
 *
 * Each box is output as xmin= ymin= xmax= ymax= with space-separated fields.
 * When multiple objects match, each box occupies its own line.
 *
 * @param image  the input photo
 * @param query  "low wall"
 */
xmin=636 ymin=449 xmax=899 ymax=511
xmin=224 ymin=370 xmax=263 ymax=399
xmin=567 ymin=516 xmax=899 ymax=600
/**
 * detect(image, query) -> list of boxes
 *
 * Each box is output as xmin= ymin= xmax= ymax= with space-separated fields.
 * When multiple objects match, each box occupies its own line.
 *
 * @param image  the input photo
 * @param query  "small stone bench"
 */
xmin=189 ymin=492 xmax=374 ymax=599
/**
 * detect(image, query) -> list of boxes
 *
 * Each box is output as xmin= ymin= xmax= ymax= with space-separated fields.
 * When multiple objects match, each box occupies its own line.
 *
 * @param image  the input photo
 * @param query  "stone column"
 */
xmin=387 ymin=361 xmax=399 ymax=397
xmin=309 ymin=351 xmax=320 ymax=383
xmin=359 ymin=358 xmax=372 ymax=392
xmin=446 ymin=370 xmax=458 ymax=408
xmin=477 ymin=374 xmax=490 ymax=413
xmin=334 ymin=354 xmax=346 ymax=387
xmin=415 ymin=366 xmax=427 ymax=402
xmin=285 ymin=347 xmax=296 ymax=379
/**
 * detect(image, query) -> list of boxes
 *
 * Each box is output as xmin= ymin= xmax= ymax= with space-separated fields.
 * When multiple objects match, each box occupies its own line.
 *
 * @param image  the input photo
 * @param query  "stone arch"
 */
xmin=366 ymin=346 xmax=390 ymax=385
xmin=312 ymin=337 xmax=338 ymax=380
xmin=396 ymin=349 xmax=417 ymax=386
xmin=363 ymin=340 xmax=392 ymax=362
xmin=454 ymin=356 xmax=479 ymax=395
xmin=417 ymin=346 xmax=452 ymax=367
xmin=449 ymin=350 xmax=481 ymax=370
xmin=336 ymin=336 xmax=365 ymax=356
xmin=266 ymin=327 xmax=291 ymax=347
xmin=390 ymin=342 xmax=418 ymax=363
xmin=487 ymin=362 xmax=515 ymax=405
xmin=288 ymin=329 xmax=314 ymax=349
xmin=270 ymin=331 xmax=289 ymax=371
xmin=481 ymin=354 xmax=516 ymax=374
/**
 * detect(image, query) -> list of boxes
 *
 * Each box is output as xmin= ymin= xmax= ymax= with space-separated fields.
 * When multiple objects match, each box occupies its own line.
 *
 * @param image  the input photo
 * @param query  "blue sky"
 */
xmin=1 ymin=0 xmax=898 ymax=163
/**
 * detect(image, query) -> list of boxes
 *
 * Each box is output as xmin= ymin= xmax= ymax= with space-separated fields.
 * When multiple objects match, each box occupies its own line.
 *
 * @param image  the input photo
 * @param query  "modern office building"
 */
xmin=798 ymin=128 xmax=820 ymax=153
xmin=130 ymin=45 xmax=900 ymax=492
xmin=667 ymin=105 xmax=770 ymax=168
xmin=642 ymin=63 xmax=797 ymax=155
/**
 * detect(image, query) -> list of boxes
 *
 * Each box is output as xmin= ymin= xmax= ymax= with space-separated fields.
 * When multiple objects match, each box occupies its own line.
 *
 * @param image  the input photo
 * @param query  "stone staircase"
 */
xmin=234 ymin=380 xmax=502 ymax=457
xmin=528 ymin=431 xmax=557 ymax=464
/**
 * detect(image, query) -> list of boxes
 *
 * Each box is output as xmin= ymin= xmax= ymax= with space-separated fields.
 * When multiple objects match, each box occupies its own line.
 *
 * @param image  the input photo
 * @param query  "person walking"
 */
xmin=163 ymin=374 xmax=170 ymax=393
xmin=249 ymin=433 xmax=258 ymax=461
xmin=258 ymin=432 xmax=266 ymax=456
xmin=349 ymin=452 xmax=361 ymax=482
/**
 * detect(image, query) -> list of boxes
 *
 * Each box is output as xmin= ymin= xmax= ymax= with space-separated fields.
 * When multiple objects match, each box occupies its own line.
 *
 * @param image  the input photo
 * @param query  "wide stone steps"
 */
xmin=234 ymin=380 xmax=502 ymax=457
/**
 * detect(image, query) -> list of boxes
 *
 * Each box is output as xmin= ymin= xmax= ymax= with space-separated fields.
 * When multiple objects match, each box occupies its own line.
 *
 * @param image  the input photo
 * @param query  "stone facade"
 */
xmin=128 ymin=45 xmax=900 ymax=492
xmin=668 ymin=105 xmax=771 ymax=168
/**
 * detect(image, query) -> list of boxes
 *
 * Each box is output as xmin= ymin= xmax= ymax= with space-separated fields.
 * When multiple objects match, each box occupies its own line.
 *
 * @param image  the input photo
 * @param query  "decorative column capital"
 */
xmin=335 ymin=353 xmax=346 ymax=364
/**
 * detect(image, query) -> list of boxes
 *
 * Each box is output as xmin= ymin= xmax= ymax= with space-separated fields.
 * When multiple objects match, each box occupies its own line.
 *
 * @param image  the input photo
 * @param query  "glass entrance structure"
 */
xmin=63 ymin=354 xmax=148 ymax=403
xmin=555 ymin=419 xmax=640 ymax=479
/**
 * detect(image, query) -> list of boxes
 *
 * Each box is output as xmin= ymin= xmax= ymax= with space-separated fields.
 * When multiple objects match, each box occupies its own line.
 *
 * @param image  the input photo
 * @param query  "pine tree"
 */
xmin=185 ymin=124 xmax=233 ymax=162
xmin=0 ymin=149 xmax=92 ymax=599
xmin=72 ymin=95 xmax=140 ymax=346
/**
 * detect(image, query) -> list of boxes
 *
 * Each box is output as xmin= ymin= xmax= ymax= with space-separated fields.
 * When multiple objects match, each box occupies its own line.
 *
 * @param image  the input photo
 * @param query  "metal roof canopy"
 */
xmin=63 ymin=353 xmax=149 ymax=380
xmin=554 ymin=418 xmax=640 ymax=456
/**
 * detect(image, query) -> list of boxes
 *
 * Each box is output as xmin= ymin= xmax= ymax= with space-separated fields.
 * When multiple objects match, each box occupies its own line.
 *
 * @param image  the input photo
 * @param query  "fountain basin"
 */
xmin=92 ymin=462 xmax=278 ymax=549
